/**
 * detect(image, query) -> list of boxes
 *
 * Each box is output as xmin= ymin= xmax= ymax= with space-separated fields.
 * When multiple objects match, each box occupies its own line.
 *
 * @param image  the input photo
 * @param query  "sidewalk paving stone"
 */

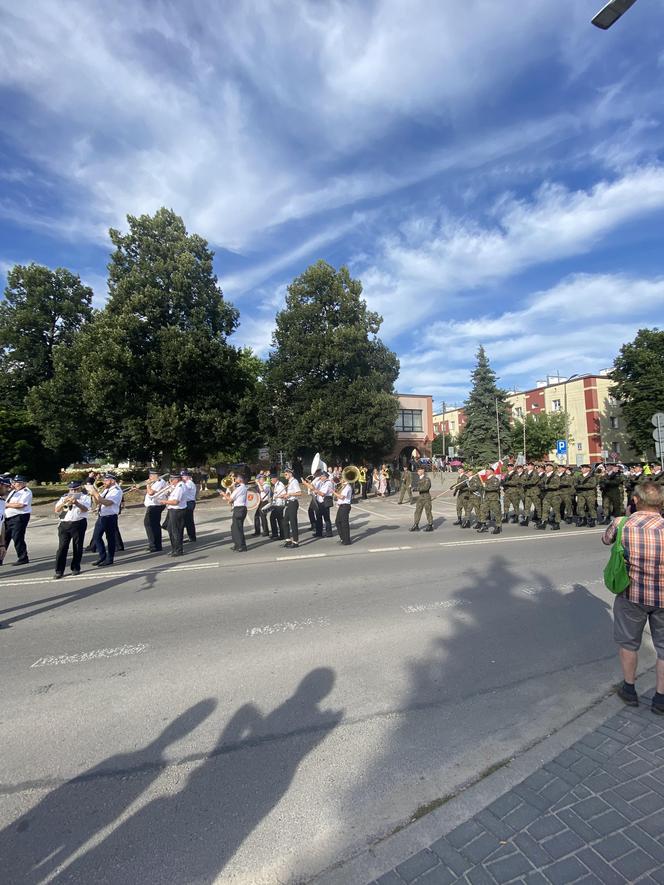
xmin=370 ymin=689 xmax=664 ymax=885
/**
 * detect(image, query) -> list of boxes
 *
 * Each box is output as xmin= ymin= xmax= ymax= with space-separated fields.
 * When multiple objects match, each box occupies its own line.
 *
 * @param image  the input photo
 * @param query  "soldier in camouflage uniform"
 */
xmin=574 ymin=464 xmax=598 ymax=527
xmin=539 ymin=463 xmax=562 ymax=530
xmin=409 ymin=465 xmax=434 ymax=532
xmin=599 ymin=464 xmax=624 ymax=523
xmin=476 ymin=467 xmax=502 ymax=534
xmin=520 ymin=462 xmax=542 ymax=526
xmin=558 ymin=466 xmax=576 ymax=524
xmin=501 ymin=466 xmax=522 ymax=523
xmin=648 ymin=464 xmax=663 ymax=487
xmin=398 ymin=465 xmax=415 ymax=505
xmin=452 ymin=467 xmax=468 ymax=525
xmin=464 ymin=469 xmax=483 ymax=527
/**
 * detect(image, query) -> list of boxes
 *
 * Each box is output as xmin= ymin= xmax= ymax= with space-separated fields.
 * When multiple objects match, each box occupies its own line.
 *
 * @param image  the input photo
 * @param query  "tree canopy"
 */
xmin=262 ymin=260 xmax=400 ymax=462
xmin=509 ymin=410 xmax=567 ymax=461
xmin=458 ymin=346 xmax=510 ymax=464
xmin=610 ymin=328 xmax=664 ymax=457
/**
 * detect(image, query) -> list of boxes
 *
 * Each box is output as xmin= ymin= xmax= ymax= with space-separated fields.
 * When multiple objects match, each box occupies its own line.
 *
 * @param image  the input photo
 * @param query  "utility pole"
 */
xmin=495 ymin=397 xmax=502 ymax=462
xmin=441 ymin=400 xmax=447 ymax=460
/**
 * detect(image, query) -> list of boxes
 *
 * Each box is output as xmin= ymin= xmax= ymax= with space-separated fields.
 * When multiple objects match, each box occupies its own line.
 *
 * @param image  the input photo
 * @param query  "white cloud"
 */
xmin=357 ymin=165 xmax=664 ymax=338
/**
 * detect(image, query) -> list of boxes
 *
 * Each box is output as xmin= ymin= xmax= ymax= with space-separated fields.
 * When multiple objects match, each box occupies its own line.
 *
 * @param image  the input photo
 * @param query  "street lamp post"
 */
xmin=563 ymin=375 xmax=580 ymax=466
xmin=591 ymin=0 xmax=638 ymax=30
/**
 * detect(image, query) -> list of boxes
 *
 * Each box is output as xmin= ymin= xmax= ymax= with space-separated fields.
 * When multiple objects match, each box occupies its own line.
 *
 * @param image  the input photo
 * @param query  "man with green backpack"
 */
xmin=602 ymin=481 xmax=664 ymax=715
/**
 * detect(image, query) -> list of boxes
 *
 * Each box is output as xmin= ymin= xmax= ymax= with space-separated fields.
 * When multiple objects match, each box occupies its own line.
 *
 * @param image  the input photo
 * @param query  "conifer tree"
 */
xmin=458 ymin=346 xmax=510 ymax=464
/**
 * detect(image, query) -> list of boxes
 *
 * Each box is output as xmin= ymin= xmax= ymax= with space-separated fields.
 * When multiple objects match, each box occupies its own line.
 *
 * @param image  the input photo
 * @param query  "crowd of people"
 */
xmin=450 ymin=461 xmax=664 ymax=535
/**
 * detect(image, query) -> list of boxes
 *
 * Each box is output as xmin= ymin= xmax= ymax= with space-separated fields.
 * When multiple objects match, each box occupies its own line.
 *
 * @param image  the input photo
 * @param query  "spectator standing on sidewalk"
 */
xmin=602 ymin=481 xmax=664 ymax=714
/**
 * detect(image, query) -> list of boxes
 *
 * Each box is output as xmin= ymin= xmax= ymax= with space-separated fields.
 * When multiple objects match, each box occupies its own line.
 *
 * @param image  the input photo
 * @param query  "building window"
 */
xmin=612 ymin=442 xmax=621 ymax=454
xmin=395 ymin=409 xmax=423 ymax=432
xmin=552 ymin=399 xmax=561 ymax=412
xmin=514 ymin=406 xmax=523 ymax=418
xmin=577 ymin=443 xmax=583 ymax=451
xmin=609 ymin=416 xmax=619 ymax=429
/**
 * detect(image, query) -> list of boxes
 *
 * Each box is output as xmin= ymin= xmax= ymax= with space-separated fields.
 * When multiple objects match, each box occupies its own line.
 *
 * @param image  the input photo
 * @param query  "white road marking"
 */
xmin=275 ymin=553 xmax=328 ymax=562
xmin=368 ymin=546 xmax=401 ymax=553
xmin=438 ymin=531 xmax=602 ymax=549
xmin=402 ymin=598 xmax=472 ymax=614
xmin=246 ymin=617 xmax=331 ymax=636
xmin=31 ymin=643 xmax=148 ymax=668
xmin=0 ymin=562 xmax=220 ymax=587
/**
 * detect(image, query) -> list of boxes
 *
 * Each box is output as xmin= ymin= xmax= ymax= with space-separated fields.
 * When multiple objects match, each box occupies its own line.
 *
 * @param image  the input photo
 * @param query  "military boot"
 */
xmin=565 ymin=517 xmax=574 ymax=525
xmin=461 ymin=520 xmax=471 ymax=528
xmin=476 ymin=523 xmax=489 ymax=533
xmin=520 ymin=517 xmax=530 ymax=527
xmin=587 ymin=518 xmax=596 ymax=528
xmin=551 ymin=522 xmax=561 ymax=530
xmin=423 ymin=524 xmax=434 ymax=532
xmin=577 ymin=517 xmax=587 ymax=527
xmin=536 ymin=521 xmax=547 ymax=530
xmin=501 ymin=514 xmax=509 ymax=523
xmin=510 ymin=515 xmax=519 ymax=523
xmin=452 ymin=518 xmax=462 ymax=526
xmin=492 ymin=524 xmax=502 ymax=535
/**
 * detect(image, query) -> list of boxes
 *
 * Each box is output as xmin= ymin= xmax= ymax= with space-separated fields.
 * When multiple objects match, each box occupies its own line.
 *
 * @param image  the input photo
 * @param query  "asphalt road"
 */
xmin=0 ymin=490 xmax=651 ymax=884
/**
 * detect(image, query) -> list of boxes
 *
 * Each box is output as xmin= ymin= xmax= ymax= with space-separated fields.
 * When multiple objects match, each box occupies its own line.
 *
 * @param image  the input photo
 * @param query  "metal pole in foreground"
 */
xmin=523 ymin=417 xmax=527 ymax=463
xmin=495 ymin=398 xmax=502 ymax=461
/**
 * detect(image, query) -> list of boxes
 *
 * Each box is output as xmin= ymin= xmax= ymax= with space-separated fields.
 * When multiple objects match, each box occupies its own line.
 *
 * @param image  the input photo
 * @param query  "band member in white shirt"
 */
xmin=0 ymin=475 xmax=11 ymax=565
xmin=254 ymin=474 xmax=271 ymax=537
xmin=162 ymin=474 xmax=187 ymax=556
xmin=334 ymin=476 xmax=353 ymax=546
xmin=53 ymin=480 xmax=91 ymax=578
xmin=224 ymin=474 xmax=249 ymax=552
xmin=180 ymin=469 xmax=197 ymax=542
xmin=282 ymin=466 xmax=301 ymax=548
xmin=4 ymin=474 xmax=33 ymax=565
xmin=307 ymin=469 xmax=322 ymax=534
xmin=86 ymin=473 xmax=123 ymax=567
xmin=143 ymin=469 xmax=168 ymax=552
xmin=316 ymin=470 xmax=335 ymax=537
xmin=270 ymin=473 xmax=286 ymax=540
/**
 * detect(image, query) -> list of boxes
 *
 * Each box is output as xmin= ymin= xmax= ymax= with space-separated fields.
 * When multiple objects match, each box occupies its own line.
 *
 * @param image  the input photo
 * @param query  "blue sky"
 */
xmin=1 ymin=0 xmax=664 ymax=409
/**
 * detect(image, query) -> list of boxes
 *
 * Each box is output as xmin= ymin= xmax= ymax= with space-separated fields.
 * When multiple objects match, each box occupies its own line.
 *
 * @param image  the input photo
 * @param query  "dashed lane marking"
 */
xmin=438 ymin=531 xmax=602 ymax=549
xmin=31 ymin=643 xmax=148 ymax=668
xmin=402 ymin=598 xmax=472 ymax=614
xmin=0 ymin=562 xmax=220 ymax=587
xmin=246 ymin=617 xmax=331 ymax=636
xmin=368 ymin=546 xmax=413 ymax=553
xmin=275 ymin=553 xmax=328 ymax=562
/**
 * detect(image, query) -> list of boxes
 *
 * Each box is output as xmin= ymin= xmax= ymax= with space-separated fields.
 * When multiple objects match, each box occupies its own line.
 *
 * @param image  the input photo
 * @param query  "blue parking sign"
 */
xmin=556 ymin=439 xmax=567 ymax=455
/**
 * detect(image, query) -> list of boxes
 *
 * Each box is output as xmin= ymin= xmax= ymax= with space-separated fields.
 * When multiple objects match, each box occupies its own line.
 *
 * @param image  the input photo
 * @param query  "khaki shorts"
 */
xmin=613 ymin=593 xmax=664 ymax=658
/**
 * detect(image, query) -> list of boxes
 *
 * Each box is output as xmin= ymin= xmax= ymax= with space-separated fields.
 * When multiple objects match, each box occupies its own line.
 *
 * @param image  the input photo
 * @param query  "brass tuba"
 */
xmin=220 ymin=473 xmax=236 ymax=489
xmin=341 ymin=465 xmax=360 ymax=483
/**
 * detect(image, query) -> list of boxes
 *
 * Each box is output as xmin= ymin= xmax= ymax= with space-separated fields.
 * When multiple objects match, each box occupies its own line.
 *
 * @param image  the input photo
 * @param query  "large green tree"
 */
xmin=0 ymin=263 xmax=93 ymax=406
xmin=610 ymin=328 xmax=664 ymax=457
xmin=33 ymin=208 xmax=259 ymax=467
xmin=458 ymin=346 xmax=510 ymax=464
xmin=262 ymin=260 xmax=399 ymax=462
xmin=510 ymin=411 xmax=567 ymax=461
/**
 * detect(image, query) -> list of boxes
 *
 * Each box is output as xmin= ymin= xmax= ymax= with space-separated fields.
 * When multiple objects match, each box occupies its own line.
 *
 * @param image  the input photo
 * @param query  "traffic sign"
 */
xmin=651 ymin=413 xmax=664 ymax=426
xmin=556 ymin=439 xmax=567 ymax=455
xmin=653 ymin=429 xmax=664 ymax=443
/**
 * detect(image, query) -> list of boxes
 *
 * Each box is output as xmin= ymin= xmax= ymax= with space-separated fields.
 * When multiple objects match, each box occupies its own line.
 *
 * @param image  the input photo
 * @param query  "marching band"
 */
xmin=0 ymin=458 xmax=661 ymax=578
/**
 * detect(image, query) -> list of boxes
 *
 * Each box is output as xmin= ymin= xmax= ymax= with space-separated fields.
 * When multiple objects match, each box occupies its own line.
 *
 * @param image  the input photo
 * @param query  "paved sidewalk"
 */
xmin=373 ymin=689 xmax=664 ymax=885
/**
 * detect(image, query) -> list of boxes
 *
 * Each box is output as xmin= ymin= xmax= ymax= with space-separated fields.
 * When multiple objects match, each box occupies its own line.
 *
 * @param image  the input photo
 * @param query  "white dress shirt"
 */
xmin=182 ymin=479 xmax=197 ymax=503
xmin=6 ymin=487 xmax=33 ymax=515
xmin=337 ymin=482 xmax=353 ymax=505
xmin=57 ymin=493 xmax=91 ymax=523
xmin=231 ymin=483 xmax=249 ymax=507
xmin=273 ymin=480 xmax=286 ymax=507
xmin=258 ymin=483 xmax=270 ymax=504
xmin=99 ymin=484 xmax=123 ymax=516
xmin=317 ymin=478 xmax=334 ymax=504
xmin=286 ymin=478 xmax=301 ymax=501
xmin=144 ymin=479 xmax=168 ymax=507
xmin=166 ymin=482 xmax=187 ymax=510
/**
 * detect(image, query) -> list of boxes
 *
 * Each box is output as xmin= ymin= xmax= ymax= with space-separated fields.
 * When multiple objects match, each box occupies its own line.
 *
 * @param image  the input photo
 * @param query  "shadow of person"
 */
xmin=1 ymin=699 xmax=217 ymax=884
xmin=353 ymin=524 xmax=401 ymax=543
xmin=54 ymin=668 xmax=342 ymax=884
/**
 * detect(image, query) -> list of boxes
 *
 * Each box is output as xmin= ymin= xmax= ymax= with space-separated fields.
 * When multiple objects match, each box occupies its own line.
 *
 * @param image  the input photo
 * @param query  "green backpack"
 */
xmin=604 ymin=515 xmax=630 ymax=595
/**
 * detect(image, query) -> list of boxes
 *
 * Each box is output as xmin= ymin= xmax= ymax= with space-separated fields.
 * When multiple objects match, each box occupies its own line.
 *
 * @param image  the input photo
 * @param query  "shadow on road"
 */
xmin=3 ymin=669 xmax=342 ymax=883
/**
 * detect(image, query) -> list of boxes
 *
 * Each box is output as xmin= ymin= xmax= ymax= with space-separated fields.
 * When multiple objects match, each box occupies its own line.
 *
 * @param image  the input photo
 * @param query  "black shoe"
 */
xmin=565 ymin=517 xmax=573 ymax=525
xmin=12 ymin=558 xmax=29 ymax=566
xmin=476 ymin=524 xmax=489 ymax=533
xmin=71 ymin=569 xmax=81 ymax=575
xmin=587 ymin=518 xmax=596 ymax=528
xmin=492 ymin=526 xmax=502 ymax=534
xmin=97 ymin=560 xmax=114 ymax=567
xmin=54 ymin=572 xmax=63 ymax=580
xmin=651 ymin=694 xmax=664 ymax=715
xmin=501 ymin=515 xmax=509 ymax=524
xmin=551 ymin=522 xmax=561 ymax=530
xmin=577 ymin=517 xmax=587 ymax=527
xmin=461 ymin=521 xmax=471 ymax=528
xmin=536 ymin=522 xmax=546 ymax=530
xmin=409 ymin=526 xmax=420 ymax=532
xmin=520 ymin=519 xmax=529 ymax=527
xmin=423 ymin=525 xmax=434 ymax=532
xmin=283 ymin=541 xmax=292 ymax=547
xmin=617 ymin=683 xmax=639 ymax=707
xmin=237 ymin=546 xmax=248 ymax=552
xmin=452 ymin=519 xmax=462 ymax=526
xmin=290 ymin=541 xmax=299 ymax=548
xmin=510 ymin=515 xmax=519 ymax=524
xmin=262 ymin=532 xmax=270 ymax=537
xmin=253 ymin=531 xmax=261 ymax=537
xmin=324 ymin=531 xmax=333 ymax=537
xmin=313 ymin=532 xmax=323 ymax=537
xmin=93 ymin=559 xmax=106 ymax=567
xmin=171 ymin=552 xmax=183 ymax=557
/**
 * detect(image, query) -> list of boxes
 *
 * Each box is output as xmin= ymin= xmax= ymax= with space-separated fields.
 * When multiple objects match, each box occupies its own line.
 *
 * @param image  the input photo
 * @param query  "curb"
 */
xmin=309 ymin=676 xmax=656 ymax=885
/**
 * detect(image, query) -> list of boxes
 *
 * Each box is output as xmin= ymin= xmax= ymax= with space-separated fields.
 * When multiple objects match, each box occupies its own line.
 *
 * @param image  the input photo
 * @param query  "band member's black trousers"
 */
xmin=335 ymin=504 xmax=351 ymax=544
xmin=184 ymin=501 xmax=196 ymax=541
xmin=308 ymin=499 xmax=319 ymax=533
xmin=254 ymin=504 xmax=269 ymax=535
xmin=285 ymin=500 xmax=299 ymax=542
xmin=144 ymin=505 xmax=165 ymax=551
xmin=270 ymin=507 xmax=285 ymax=538
xmin=315 ymin=502 xmax=332 ymax=535
xmin=167 ymin=508 xmax=185 ymax=554
xmin=55 ymin=519 xmax=86 ymax=574
xmin=231 ymin=506 xmax=247 ymax=550
xmin=5 ymin=514 xmax=30 ymax=560
xmin=94 ymin=514 xmax=118 ymax=563
xmin=360 ymin=481 xmax=367 ymax=500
